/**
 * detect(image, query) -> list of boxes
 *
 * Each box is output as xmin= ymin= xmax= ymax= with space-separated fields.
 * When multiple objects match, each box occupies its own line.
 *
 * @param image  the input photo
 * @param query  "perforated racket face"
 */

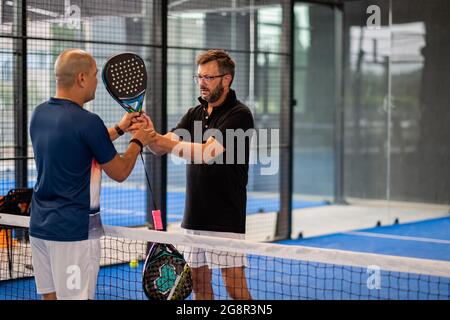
xmin=102 ymin=53 xmax=147 ymax=112
xmin=142 ymin=244 xmax=193 ymax=300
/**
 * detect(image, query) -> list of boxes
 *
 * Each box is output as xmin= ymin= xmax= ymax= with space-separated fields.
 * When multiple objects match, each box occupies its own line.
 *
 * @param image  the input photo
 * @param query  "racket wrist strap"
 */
xmin=115 ymin=124 xmax=125 ymax=136
xmin=129 ymin=138 xmax=143 ymax=152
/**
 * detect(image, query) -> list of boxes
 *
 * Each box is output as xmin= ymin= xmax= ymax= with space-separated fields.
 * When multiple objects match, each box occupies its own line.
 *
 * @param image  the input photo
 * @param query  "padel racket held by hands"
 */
xmin=103 ymin=52 xmax=192 ymax=299
xmin=142 ymin=210 xmax=193 ymax=300
xmin=102 ymin=52 xmax=147 ymax=113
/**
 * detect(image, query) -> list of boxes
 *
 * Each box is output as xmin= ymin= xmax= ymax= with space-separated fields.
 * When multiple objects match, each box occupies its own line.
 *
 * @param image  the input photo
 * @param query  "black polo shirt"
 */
xmin=171 ymin=89 xmax=254 ymax=234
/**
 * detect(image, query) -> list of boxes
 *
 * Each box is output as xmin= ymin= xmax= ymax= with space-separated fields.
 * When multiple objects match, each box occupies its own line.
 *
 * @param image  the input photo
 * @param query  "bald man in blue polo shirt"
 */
xmin=29 ymin=49 xmax=154 ymax=300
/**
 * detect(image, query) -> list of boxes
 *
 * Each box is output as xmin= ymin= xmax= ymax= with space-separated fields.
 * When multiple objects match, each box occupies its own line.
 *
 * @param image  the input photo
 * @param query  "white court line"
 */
xmin=344 ymin=231 xmax=450 ymax=245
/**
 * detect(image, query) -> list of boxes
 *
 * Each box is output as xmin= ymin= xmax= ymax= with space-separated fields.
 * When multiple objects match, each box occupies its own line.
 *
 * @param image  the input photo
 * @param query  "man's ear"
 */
xmin=224 ymin=74 xmax=233 ymax=87
xmin=77 ymin=72 xmax=86 ymax=88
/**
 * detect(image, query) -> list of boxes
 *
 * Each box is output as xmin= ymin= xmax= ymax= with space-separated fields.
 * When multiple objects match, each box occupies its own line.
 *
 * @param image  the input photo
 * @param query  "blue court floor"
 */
xmin=278 ymin=217 xmax=450 ymax=262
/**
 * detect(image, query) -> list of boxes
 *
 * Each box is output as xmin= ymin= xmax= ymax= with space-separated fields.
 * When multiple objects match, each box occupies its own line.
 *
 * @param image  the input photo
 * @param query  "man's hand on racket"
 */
xmin=131 ymin=126 xmax=156 ymax=147
xmin=117 ymin=112 xmax=146 ymax=133
xmin=129 ymin=113 xmax=165 ymax=155
xmin=128 ymin=111 xmax=155 ymax=133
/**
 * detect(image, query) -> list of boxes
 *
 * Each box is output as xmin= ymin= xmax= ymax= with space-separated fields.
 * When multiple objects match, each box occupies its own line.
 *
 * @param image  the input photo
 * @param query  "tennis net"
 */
xmin=1 ymin=213 xmax=449 ymax=300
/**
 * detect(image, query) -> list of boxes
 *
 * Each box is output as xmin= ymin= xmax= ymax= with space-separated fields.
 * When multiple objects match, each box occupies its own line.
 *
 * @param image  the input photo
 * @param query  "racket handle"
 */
xmin=152 ymin=210 xmax=163 ymax=231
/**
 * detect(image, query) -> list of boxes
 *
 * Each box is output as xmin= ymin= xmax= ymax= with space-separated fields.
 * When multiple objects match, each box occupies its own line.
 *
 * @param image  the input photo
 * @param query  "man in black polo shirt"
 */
xmin=144 ymin=50 xmax=254 ymax=300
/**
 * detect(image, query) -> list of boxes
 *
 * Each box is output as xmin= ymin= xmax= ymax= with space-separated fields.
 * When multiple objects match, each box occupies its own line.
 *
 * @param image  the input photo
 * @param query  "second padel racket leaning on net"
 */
xmin=142 ymin=210 xmax=193 ymax=300
xmin=102 ymin=52 xmax=147 ymax=113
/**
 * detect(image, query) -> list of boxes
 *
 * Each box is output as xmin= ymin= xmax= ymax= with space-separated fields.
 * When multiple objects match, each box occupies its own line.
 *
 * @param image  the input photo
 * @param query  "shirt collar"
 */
xmin=49 ymin=97 xmax=82 ymax=108
xmin=198 ymin=89 xmax=237 ymax=110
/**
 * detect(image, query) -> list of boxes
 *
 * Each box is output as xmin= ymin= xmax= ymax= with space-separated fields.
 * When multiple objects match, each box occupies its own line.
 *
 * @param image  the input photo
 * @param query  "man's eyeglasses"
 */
xmin=193 ymin=74 xmax=227 ymax=84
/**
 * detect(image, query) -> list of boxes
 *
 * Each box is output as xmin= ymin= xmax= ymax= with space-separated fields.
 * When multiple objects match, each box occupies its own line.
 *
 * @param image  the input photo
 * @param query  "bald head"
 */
xmin=55 ymin=49 xmax=96 ymax=89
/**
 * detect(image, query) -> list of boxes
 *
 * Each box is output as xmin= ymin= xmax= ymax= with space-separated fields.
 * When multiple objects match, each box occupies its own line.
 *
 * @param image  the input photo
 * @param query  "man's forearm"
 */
xmin=149 ymin=133 xmax=224 ymax=163
xmin=101 ymin=142 xmax=141 ymax=182
xmin=118 ymin=142 xmax=141 ymax=179
xmin=148 ymin=133 xmax=179 ymax=156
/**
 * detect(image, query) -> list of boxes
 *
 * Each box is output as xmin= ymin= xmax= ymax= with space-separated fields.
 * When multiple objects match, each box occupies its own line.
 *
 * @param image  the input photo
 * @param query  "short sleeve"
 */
xmin=80 ymin=114 xmax=117 ymax=165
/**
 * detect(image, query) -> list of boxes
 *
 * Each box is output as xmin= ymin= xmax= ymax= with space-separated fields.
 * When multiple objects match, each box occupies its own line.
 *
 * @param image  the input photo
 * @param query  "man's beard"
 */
xmin=201 ymin=81 xmax=224 ymax=103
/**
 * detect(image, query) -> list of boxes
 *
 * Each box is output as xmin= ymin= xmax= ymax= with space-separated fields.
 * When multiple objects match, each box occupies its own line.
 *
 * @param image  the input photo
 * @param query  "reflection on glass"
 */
xmin=390 ymin=1 xmax=449 ymax=206
xmin=344 ymin=1 xmax=391 ymax=202
xmin=292 ymin=3 xmax=337 ymax=203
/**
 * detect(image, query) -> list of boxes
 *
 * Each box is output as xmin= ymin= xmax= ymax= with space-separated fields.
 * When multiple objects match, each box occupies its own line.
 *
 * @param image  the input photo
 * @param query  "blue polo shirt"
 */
xmin=29 ymin=98 xmax=117 ymax=241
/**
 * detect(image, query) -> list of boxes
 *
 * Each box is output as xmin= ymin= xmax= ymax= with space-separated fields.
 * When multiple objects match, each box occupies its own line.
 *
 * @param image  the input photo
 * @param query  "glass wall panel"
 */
xmin=167 ymin=1 xmax=290 ymax=235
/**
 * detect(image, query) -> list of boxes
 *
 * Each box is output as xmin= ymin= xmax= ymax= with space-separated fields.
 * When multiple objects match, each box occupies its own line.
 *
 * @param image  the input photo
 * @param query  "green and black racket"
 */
xmin=142 ymin=210 xmax=193 ymax=300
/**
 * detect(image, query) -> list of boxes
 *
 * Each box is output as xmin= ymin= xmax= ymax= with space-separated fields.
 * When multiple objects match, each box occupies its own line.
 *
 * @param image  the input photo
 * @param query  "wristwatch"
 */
xmin=114 ymin=124 xmax=125 ymax=136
